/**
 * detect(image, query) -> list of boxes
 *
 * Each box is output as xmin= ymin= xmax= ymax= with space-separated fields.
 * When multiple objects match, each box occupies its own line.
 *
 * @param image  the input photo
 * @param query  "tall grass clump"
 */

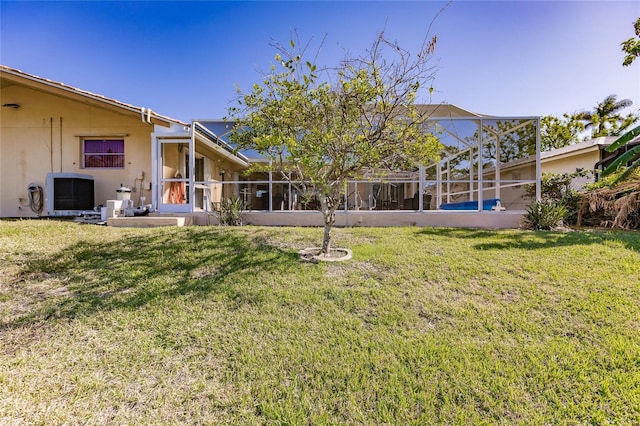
xmin=523 ymin=200 xmax=568 ymax=230
xmin=216 ymin=195 xmax=248 ymax=226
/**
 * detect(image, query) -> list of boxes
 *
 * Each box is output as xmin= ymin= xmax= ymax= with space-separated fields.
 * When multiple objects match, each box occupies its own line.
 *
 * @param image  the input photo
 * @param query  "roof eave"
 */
xmin=1 ymin=65 xmax=187 ymax=128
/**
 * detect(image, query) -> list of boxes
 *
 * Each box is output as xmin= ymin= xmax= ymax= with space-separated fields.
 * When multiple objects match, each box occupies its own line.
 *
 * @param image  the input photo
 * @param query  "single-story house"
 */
xmin=1 ymin=65 xmax=543 ymax=228
xmin=0 ymin=65 xmax=248 ymax=224
xmin=496 ymin=135 xmax=640 ymax=194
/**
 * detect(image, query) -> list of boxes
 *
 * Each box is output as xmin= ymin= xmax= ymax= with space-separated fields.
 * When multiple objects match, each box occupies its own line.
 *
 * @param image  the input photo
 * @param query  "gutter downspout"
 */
xmin=141 ymin=107 xmax=153 ymax=124
xmin=49 ymin=117 xmax=53 ymax=173
xmin=151 ymin=133 xmax=156 ymax=213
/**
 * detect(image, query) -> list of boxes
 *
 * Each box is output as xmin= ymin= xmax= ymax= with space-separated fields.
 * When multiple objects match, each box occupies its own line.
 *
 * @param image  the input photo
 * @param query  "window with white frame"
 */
xmin=82 ymin=139 xmax=124 ymax=168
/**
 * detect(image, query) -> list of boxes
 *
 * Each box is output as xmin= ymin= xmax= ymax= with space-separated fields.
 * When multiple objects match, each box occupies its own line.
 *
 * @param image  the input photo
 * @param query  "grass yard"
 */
xmin=1 ymin=220 xmax=639 ymax=425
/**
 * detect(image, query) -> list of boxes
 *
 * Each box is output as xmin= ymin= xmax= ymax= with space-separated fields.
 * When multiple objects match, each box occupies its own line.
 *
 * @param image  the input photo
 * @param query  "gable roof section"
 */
xmin=418 ymin=103 xmax=483 ymax=119
xmin=0 ymin=65 xmax=188 ymax=128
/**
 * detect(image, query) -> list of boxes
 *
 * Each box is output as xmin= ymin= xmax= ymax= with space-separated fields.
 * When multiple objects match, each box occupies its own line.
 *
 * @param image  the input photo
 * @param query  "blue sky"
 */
xmin=1 ymin=1 xmax=638 ymax=123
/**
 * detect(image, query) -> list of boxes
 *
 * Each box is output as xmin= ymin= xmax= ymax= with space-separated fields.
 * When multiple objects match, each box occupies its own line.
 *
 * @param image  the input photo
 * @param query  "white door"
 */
xmin=157 ymin=137 xmax=192 ymax=213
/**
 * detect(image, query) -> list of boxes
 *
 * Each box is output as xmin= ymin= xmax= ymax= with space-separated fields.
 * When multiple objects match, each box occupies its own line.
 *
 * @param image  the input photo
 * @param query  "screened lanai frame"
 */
xmin=419 ymin=109 xmax=542 ymax=211
xmin=191 ymin=105 xmax=541 ymax=214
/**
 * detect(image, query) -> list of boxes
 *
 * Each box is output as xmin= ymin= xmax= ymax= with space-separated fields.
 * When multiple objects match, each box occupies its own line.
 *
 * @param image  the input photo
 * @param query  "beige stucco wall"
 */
xmin=542 ymin=149 xmax=600 ymax=190
xmin=178 ymin=210 xmax=525 ymax=229
xmin=193 ymin=142 xmax=244 ymax=207
xmin=1 ymin=83 xmax=155 ymax=217
xmin=496 ymin=163 xmax=536 ymax=210
xmin=542 ymin=150 xmax=599 ymax=175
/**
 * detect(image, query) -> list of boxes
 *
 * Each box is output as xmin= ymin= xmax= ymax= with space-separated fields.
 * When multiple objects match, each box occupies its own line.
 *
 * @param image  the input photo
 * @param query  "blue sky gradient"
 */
xmin=1 ymin=1 xmax=638 ymax=123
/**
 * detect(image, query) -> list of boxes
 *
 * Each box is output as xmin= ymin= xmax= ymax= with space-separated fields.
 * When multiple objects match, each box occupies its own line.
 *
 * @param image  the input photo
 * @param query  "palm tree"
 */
xmin=579 ymin=94 xmax=637 ymax=138
xmin=621 ymin=17 xmax=640 ymax=66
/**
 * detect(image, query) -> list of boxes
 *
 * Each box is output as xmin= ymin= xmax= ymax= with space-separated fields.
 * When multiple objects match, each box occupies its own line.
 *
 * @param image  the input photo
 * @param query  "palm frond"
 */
xmin=601 ymin=145 xmax=640 ymax=178
xmin=606 ymin=124 xmax=640 ymax=152
xmin=614 ymin=156 xmax=640 ymax=183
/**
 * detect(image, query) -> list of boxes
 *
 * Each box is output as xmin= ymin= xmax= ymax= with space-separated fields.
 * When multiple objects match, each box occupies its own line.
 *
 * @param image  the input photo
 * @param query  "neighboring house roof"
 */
xmin=541 ymin=134 xmax=640 ymax=172
xmin=541 ymin=136 xmax=616 ymax=161
xmin=490 ymin=135 xmax=638 ymax=176
xmin=477 ymin=137 xmax=614 ymax=174
xmin=0 ymin=65 xmax=188 ymax=128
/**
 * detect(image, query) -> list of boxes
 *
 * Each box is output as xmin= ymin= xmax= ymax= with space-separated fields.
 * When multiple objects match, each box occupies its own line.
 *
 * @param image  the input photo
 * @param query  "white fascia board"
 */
xmin=153 ymin=132 xmax=191 ymax=141
xmin=542 ymin=145 xmax=600 ymax=162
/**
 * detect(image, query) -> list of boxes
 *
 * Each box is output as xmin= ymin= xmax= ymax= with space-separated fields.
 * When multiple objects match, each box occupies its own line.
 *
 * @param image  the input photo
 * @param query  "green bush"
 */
xmin=216 ymin=196 xmax=248 ymax=226
xmin=585 ymin=167 xmax=640 ymax=191
xmin=525 ymin=172 xmax=573 ymax=202
xmin=525 ymin=171 xmax=586 ymax=226
xmin=559 ymin=191 xmax=583 ymax=225
xmin=522 ymin=200 xmax=568 ymax=230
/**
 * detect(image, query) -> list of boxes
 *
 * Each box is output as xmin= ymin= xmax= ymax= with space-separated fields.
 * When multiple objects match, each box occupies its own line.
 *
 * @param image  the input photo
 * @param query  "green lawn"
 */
xmin=1 ymin=220 xmax=639 ymax=425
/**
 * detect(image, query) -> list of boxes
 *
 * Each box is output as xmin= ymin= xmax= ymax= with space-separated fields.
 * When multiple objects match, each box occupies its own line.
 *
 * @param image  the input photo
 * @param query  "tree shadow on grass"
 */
xmin=2 ymin=227 xmax=302 ymax=333
xmin=417 ymin=227 xmax=640 ymax=252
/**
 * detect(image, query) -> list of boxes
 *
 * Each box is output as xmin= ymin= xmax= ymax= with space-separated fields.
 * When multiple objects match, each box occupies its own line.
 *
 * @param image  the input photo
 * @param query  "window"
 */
xmin=83 ymin=139 xmax=124 ymax=168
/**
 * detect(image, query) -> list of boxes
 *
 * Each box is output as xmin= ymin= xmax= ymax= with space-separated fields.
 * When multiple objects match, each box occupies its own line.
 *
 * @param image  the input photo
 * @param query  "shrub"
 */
xmin=525 ymin=171 xmax=587 ymax=226
xmin=522 ymin=200 xmax=568 ymax=230
xmin=525 ymin=172 xmax=571 ymax=202
xmin=560 ymin=191 xmax=583 ymax=226
xmin=585 ymin=167 xmax=640 ymax=191
xmin=216 ymin=196 xmax=248 ymax=226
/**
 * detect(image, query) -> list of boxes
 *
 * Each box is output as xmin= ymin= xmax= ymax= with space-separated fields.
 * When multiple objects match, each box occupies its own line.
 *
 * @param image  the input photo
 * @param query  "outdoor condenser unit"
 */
xmin=45 ymin=172 xmax=95 ymax=216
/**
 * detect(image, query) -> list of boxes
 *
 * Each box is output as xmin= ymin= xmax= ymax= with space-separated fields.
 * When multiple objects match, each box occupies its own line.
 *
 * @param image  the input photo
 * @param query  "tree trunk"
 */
xmin=319 ymin=195 xmax=336 ymax=255
xmin=322 ymin=222 xmax=332 ymax=254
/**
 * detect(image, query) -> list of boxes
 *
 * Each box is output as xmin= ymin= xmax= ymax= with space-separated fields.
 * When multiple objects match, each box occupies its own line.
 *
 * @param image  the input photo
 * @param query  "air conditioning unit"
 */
xmin=45 ymin=173 xmax=95 ymax=216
